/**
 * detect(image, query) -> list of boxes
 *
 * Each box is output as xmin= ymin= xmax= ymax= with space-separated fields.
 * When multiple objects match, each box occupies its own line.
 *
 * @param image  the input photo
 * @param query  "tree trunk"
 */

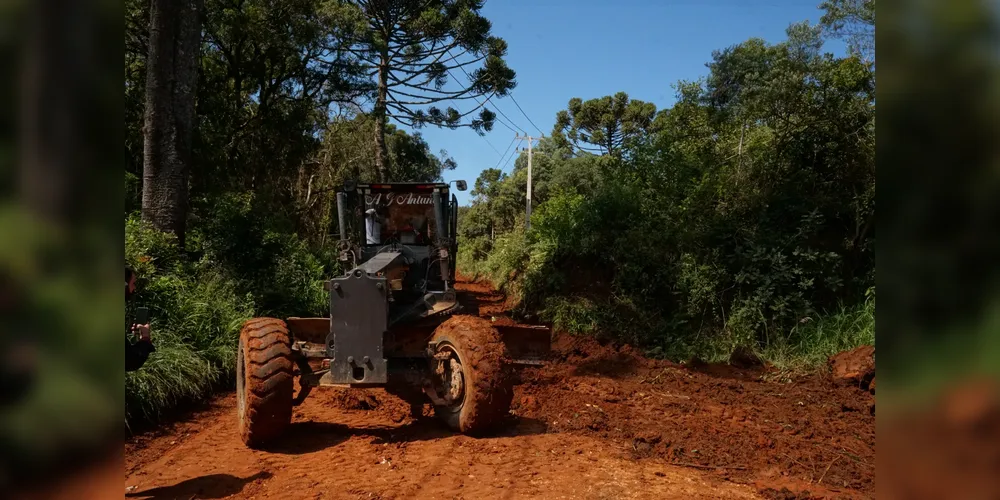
xmin=373 ymin=61 xmax=390 ymax=182
xmin=19 ymin=0 xmax=87 ymax=224
xmin=141 ymin=0 xmax=203 ymax=246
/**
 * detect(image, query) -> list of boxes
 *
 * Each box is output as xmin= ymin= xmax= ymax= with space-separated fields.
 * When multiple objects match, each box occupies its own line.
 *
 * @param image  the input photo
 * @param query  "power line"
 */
xmin=438 ymin=70 xmax=520 ymax=134
xmin=464 ymin=108 xmax=504 ymax=157
xmin=453 ymin=76 xmax=521 ymax=134
xmin=509 ymin=93 xmax=545 ymax=136
xmin=444 ymin=48 xmax=528 ymax=134
xmin=498 ymin=140 xmax=521 ymax=173
xmin=480 ymin=97 xmax=519 ymax=134
xmin=484 ymin=97 xmax=525 ymax=134
xmin=492 ymin=136 xmax=516 ymax=171
xmin=405 ymin=44 xmax=522 ymax=165
xmin=477 ymin=125 xmax=504 ymax=157
xmin=432 ymin=91 xmax=505 ymax=159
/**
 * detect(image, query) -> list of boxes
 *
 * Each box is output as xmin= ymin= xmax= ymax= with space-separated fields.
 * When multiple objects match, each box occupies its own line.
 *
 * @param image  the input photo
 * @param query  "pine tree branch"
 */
xmin=383 ymin=39 xmax=462 ymax=86
xmin=402 ymin=0 xmax=437 ymax=19
xmin=449 ymin=93 xmax=497 ymax=120
xmin=393 ymin=40 xmax=452 ymax=59
xmin=389 ymin=35 xmax=439 ymax=66
xmin=387 ymin=113 xmax=419 ymax=127
xmin=387 ymin=86 xmax=480 ymax=105
xmin=387 ymin=91 xmax=496 ymax=123
xmin=387 ymin=48 xmax=477 ymax=76
xmin=385 ymin=70 xmax=458 ymax=93
xmin=440 ymin=55 xmax=487 ymax=72
xmin=386 ymin=100 xmax=420 ymax=119
xmin=386 ymin=68 xmax=440 ymax=92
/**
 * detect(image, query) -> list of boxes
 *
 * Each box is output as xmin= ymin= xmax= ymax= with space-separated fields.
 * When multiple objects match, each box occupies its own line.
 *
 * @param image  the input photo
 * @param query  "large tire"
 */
xmin=428 ymin=315 xmax=514 ymax=435
xmin=237 ymin=318 xmax=294 ymax=448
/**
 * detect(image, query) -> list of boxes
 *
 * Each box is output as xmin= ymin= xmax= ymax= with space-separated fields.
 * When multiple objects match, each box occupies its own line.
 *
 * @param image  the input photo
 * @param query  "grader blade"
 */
xmin=493 ymin=323 xmax=551 ymax=366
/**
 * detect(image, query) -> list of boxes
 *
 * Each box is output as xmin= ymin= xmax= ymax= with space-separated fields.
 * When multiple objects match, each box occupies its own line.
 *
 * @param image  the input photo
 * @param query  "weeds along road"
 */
xmin=123 ymin=280 xmax=875 ymax=500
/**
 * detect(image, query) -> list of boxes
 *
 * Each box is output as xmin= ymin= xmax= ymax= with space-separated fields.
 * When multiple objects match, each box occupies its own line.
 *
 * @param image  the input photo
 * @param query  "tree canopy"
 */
xmin=327 ymin=0 xmax=516 ymax=179
xmin=819 ymin=0 xmax=875 ymax=63
xmin=552 ymin=92 xmax=657 ymax=158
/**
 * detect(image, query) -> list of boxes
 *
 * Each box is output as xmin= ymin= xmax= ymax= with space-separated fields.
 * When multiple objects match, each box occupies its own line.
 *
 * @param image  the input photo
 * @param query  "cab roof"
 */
xmin=352 ymin=182 xmax=450 ymax=191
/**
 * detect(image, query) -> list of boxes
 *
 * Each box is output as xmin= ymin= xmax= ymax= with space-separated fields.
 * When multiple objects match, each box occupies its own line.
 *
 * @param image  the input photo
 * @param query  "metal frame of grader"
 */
xmin=236 ymin=180 xmax=551 ymax=448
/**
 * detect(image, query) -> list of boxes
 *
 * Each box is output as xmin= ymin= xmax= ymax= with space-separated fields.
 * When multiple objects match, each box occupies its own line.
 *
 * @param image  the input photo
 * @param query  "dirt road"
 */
xmin=124 ymin=279 xmax=874 ymax=500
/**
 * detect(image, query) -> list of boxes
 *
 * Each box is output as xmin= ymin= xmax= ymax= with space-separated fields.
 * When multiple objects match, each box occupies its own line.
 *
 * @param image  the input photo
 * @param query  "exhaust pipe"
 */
xmin=432 ymin=191 xmax=451 ymax=289
xmin=336 ymin=191 xmax=347 ymax=240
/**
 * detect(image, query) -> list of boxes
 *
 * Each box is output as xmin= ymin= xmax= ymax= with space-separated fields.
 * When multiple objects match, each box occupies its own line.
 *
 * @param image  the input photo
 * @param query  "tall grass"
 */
xmin=125 ymin=342 xmax=219 ymax=426
xmin=125 ymin=217 xmax=255 ymax=427
xmin=756 ymin=287 xmax=875 ymax=370
xmin=124 ymin=208 xmax=334 ymax=428
xmin=125 ymin=271 xmax=253 ymax=426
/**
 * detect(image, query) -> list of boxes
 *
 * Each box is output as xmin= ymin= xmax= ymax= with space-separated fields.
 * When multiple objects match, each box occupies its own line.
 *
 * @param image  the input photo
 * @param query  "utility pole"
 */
xmin=515 ymin=133 xmax=542 ymax=229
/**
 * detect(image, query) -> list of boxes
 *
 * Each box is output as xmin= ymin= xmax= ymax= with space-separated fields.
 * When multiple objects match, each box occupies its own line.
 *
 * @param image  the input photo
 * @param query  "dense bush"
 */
xmin=188 ymin=193 xmax=330 ymax=317
xmin=458 ymin=23 xmax=875 ymax=367
xmin=125 ymin=216 xmax=254 ymax=425
xmin=124 ymin=206 xmax=336 ymax=425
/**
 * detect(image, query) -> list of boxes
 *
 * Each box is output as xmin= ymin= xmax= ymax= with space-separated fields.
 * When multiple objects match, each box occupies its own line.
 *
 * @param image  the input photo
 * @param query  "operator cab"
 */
xmin=361 ymin=186 xmax=438 ymax=247
xmin=334 ymin=181 xmax=466 ymax=321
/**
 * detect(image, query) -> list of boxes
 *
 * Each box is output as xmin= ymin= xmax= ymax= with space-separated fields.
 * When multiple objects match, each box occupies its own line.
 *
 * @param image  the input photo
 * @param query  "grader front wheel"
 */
xmin=237 ymin=318 xmax=294 ymax=448
xmin=426 ymin=316 xmax=514 ymax=435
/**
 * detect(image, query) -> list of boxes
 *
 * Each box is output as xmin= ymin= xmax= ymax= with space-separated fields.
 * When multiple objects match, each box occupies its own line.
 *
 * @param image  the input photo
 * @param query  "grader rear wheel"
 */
xmin=426 ymin=315 xmax=514 ymax=435
xmin=237 ymin=318 xmax=294 ymax=448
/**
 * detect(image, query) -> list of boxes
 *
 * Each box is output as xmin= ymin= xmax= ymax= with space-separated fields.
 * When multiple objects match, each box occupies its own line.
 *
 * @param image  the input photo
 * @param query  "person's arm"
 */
xmin=125 ymin=324 xmax=155 ymax=372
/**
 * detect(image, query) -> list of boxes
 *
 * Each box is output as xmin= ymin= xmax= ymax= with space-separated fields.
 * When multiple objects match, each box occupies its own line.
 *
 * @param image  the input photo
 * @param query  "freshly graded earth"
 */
xmin=123 ymin=279 xmax=875 ymax=500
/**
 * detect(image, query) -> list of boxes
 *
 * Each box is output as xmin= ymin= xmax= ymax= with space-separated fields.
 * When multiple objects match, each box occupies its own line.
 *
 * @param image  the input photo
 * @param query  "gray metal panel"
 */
xmin=358 ymin=251 xmax=405 ymax=275
xmin=360 ymin=245 xmax=429 ymax=262
xmin=327 ymin=270 xmax=389 ymax=384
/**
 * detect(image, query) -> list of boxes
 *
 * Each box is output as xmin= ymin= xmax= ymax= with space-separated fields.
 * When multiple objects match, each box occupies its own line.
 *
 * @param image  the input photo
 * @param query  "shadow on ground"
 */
xmin=126 ymin=471 xmax=272 ymax=499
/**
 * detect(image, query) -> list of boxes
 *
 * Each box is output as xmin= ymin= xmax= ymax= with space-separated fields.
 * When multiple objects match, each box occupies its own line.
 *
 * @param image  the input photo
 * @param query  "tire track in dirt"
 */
xmin=123 ymin=277 xmax=872 ymax=499
xmin=125 ymin=388 xmax=759 ymax=499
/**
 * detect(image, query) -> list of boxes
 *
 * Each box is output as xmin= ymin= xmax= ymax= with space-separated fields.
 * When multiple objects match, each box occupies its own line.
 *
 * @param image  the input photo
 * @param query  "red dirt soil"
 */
xmin=123 ymin=277 xmax=874 ymax=500
xmin=829 ymin=346 xmax=875 ymax=392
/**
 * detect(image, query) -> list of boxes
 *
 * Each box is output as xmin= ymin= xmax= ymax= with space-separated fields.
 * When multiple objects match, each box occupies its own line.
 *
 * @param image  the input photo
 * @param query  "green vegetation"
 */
xmin=459 ymin=20 xmax=875 ymax=370
xmin=125 ymin=216 xmax=254 ymax=425
xmin=122 ymin=0 xmax=875 ymax=428
xmin=760 ymin=288 xmax=875 ymax=370
xmin=124 ymin=0 xmax=466 ymax=426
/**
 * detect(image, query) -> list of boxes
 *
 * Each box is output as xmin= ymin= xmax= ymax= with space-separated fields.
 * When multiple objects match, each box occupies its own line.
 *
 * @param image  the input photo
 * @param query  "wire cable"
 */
xmin=509 ymin=92 xmax=545 ymax=136
xmin=492 ymin=136 xmax=517 ymax=171
xmin=444 ymin=48 xmax=528 ymax=134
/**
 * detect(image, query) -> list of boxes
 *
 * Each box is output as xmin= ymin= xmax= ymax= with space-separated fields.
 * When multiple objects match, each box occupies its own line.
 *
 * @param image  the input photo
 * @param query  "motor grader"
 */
xmin=236 ymin=180 xmax=551 ymax=448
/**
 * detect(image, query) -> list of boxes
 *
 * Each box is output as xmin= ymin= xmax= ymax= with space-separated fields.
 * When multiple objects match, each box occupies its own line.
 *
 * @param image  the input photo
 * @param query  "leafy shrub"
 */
xmin=479 ymin=228 xmax=532 ymax=300
xmin=459 ymin=144 xmax=874 ymax=365
xmin=189 ymin=192 xmax=328 ymax=316
xmin=456 ymin=234 xmax=491 ymax=278
xmin=125 ymin=216 xmax=253 ymax=426
xmin=125 ymin=215 xmax=184 ymax=278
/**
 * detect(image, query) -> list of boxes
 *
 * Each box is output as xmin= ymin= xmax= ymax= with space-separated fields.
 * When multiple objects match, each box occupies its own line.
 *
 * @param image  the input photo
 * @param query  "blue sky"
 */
xmin=404 ymin=0 xmax=845 ymax=205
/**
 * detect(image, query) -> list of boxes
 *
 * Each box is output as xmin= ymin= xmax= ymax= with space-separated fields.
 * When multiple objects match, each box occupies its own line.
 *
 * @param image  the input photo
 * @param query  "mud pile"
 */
xmin=829 ymin=346 xmax=875 ymax=393
xmin=511 ymin=336 xmax=876 ymax=498
xmin=331 ymin=388 xmax=416 ymax=424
